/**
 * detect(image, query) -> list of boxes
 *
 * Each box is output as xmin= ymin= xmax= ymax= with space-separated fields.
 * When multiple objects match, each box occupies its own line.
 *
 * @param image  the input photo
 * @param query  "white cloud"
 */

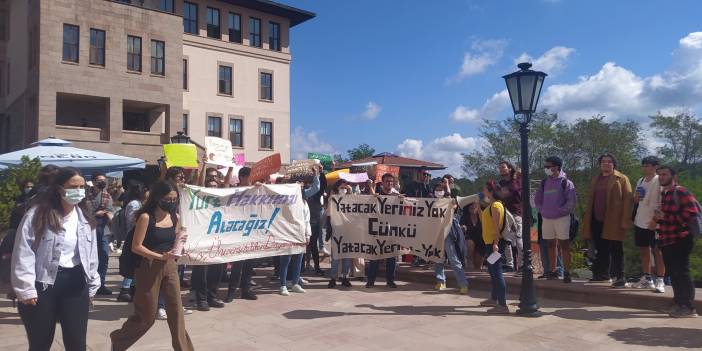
xmin=397 ymin=133 xmax=485 ymax=177
xmin=452 ymin=39 xmax=507 ymax=82
xmin=290 ymin=127 xmax=336 ymax=161
xmin=515 ymin=46 xmax=575 ymax=75
xmin=362 ymin=101 xmax=382 ymax=120
xmin=450 ymin=105 xmax=480 ymax=122
xmin=450 ymin=90 xmax=510 ymax=122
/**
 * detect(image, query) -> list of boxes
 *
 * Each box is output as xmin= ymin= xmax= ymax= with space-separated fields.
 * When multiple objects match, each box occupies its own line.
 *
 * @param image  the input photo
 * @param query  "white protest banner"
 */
xmin=329 ymin=195 xmax=454 ymax=262
xmin=179 ymin=184 xmax=307 ymax=265
xmin=205 ymin=136 xmax=234 ymax=167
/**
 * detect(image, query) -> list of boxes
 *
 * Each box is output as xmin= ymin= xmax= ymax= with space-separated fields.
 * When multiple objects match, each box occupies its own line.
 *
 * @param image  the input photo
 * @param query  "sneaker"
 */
xmin=480 ymin=299 xmax=497 ymax=307
xmin=589 ymin=276 xmax=612 ymax=283
xmin=611 ymin=279 xmax=628 ymax=288
xmin=182 ymin=307 xmax=193 ymax=315
xmin=116 ymin=288 xmax=132 ymax=302
xmin=537 ymin=273 xmax=547 ymax=279
xmin=279 ymin=286 xmax=290 ymax=296
xmin=96 ymin=286 xmax=113 ymax=295
xmin=341 ymin=278 xmax=352 ymax=288
xmin=459 ymin=287 xmax=468 ymax=294
xmin=291 ymin=284 xmax=306 ymax=293
xmin=487 ymin=305 xmax=510 ymax=314
xmin=387 ymin=281 xmax=398 ymax=289
xmin=327 ymin=279 xmax=337 ymax=288
xmin=299 ymin=277 xmax=309 ymax=285
xmin=207 ymin=298 xmax=225 ymax=308
xmin=434 ymin=282 xmax=447 ymax=291
xmin=322 ymin=247 xmax=331 ymax=256
xmin=631 ymin=276 xmax=654 ymax=289
xmin=196 ymin=300 xmax=210 ymax=312
xmin=670 ymin=306 xmax=698 ymax=318
xmin=546 ymin=272 xmax=559 ymax=280
xmin=654 ymin=278 xmax=666 ymax=293
xmin=224 ymin=291 xmax=236 ymax=303
xmin=241 ymin=291 xmax=258 ymax=300
xmin=563 ymin=272 xmax=572 ymax=284
xmin=115 ymin=248 xmax=122 ymax=255
xmin=109 ymin=242 xmax=116 ymax=252
xmin=157 ymin=308 xmax=167 ymax=320
xmin=249 ymin=280 xmax=258 ymax=287
xmin=365 ymin=282 xmax=374 ymax=288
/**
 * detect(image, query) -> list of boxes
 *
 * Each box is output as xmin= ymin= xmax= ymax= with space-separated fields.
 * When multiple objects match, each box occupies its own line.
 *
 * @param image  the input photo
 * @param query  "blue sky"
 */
xmin=285 ymin=0 xmax=702 ymax=176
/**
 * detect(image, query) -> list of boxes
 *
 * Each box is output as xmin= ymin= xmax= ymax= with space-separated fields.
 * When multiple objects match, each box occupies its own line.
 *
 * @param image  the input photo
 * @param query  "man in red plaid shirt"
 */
xmin=651 ymin=165 xmax=699 ymax=318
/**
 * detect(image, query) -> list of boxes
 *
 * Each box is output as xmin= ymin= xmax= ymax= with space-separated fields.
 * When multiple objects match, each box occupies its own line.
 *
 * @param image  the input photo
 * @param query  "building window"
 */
xmin=183 ymin=59 xmax=188 ymax=90
xmin=218 ymin=65 xmax=232 ymax=95
xmin=206 ymin=7 xmax=221 ymax=39
xmin=229 ymin=118 xmax=243 ymax=147
xmin=228 ymin=12 xmax=242 ymax=43
xmin=127 ymin=35 xmax=142 ymax=72
xmin=260 ymin=72 xmax=273 ymax=101
xmin=159 ymin=0 xmax=175 ymax=13
xmin=182 ymin=113 xmax=188 ymax=135
xmin=89 ymin=29 xmax=105 ymax=66
xmin=269 ymin=22 xmax=280 ymax=51
xmin=0 ymin=9 xmax=7 ymax=41
xmin=62 ymin=24 xmax=79 ymax=63
xmin=208 ymin=116 xmax=222 ymax=137
xmin=249 ymin=17 xmax=261 ymax=48
xmin=183 ymin=2 xmax=198 ymax=35
xmin=260 ymin=121 xmax=272 ymax=149
xmin=150 ymin=40 xmax=165 ymax=75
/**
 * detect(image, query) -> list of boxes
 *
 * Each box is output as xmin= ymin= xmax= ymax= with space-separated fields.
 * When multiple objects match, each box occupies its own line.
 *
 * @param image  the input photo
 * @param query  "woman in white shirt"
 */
xmin=12 ymin=167 xmax=99 ymax=351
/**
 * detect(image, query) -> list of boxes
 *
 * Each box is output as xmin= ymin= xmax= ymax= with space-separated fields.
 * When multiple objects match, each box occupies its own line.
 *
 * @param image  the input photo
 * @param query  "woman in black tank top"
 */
xmin=110 ymin=181 xmax=193 ymax=351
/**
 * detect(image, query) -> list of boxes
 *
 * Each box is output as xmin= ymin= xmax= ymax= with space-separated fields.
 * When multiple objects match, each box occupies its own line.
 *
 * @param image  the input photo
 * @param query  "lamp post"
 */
xmin=170 ymin=131 xmax=190 ymax=144
xmin=502 ymin=62 xmax=547 ymax=317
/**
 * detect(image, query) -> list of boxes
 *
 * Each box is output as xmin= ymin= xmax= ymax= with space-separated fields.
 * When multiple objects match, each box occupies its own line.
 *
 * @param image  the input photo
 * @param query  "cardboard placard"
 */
xmin=308 ymin=152 xmax=333 ymax=170
xmin=249 ymin=153 xmax=282 ymax=183
xmin=339 ymin=172 xmax=369 ymax=183
xmin=205 ymin=137 xmax=234 ymax=167
xmin=164 ymin=144 xmax=198 ymax=169
xmin=373 ymin=164 xmax=400 ymax=183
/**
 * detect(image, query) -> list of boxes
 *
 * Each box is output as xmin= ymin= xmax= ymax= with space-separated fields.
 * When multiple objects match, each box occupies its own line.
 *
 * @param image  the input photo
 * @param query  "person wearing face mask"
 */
xmin=432 ymin=183 xmax=469 ymax=293
xmin=11 ymin=167 xmax=100 ymax=350
xmin=86 ymin=172 xmax=114 ymax=295
xmin=110 ymin=181 xmax=194 ymax=351
xmin=326 ymin=180 xmax=353 ymax=288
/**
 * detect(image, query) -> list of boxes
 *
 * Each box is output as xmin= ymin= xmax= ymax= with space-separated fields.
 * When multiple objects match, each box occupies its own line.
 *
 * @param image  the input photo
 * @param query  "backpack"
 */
xmin=672 ymin=187 xmax=702 ymax=239
xmin=111 ymin=207 xmax=128 ymax=242
xmin=489 ymin=202 xmax=520 ymax=243
xmin=540 ymin=177 xmax=579 ymax=241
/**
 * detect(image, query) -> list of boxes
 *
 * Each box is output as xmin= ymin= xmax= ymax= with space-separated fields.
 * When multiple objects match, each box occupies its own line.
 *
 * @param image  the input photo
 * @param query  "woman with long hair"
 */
xmin=461 ymin=202 xmax=485 ymax=270
xmin=116 ymin=181 xmax=147 ymax=303
xmin=11 ymin=167 xmax=100 ymax=350
xmin=479 ymin=180 xmax=510 ymax=314
xmin=326 ymin=179 xmax=353 ymax=288
xmin=110 ymin=181 xmax=193 ymax=351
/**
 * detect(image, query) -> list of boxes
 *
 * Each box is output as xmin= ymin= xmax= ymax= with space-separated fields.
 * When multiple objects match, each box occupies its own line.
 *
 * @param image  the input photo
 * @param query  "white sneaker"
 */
xmin=654 ymin=278 xmax=665 ymax=293
xmin=109 ymin=242 xmax=116 ymax=252
xmin=291 ymin=284 xmax=306 ymax=293
xmin=279 ymin=286 xmax=290 ymax=296
xmin=182 ymin=307 xmax=193 ymax=315
xmin=631 ymin=276 xmax=654 ymax=289
xmin=115 ymin=248 xmax=122 ymax=255
xmin=157 ymin=308 xmax=167 ymax=320
xmin=299 ymin=277 xmax=309 ymax=285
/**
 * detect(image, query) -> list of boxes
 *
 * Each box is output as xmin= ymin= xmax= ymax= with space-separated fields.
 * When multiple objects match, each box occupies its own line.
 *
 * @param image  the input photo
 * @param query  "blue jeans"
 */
xmin=539 ymin=239 xmax=563 ymax=275
xmin=328 ymin=256 xmax=351 ymax=279
xmin=367 ymin=257 xmax=396 ymax=284
xmin=434 ymin=235 xmax=468 ymax=288
xmin=96 ymin=224 xmax=109 ymax=286
xmin=486 ymin=241 xmax=507 ymax=306
xmin=121 ymin=277 xmax=133 ymax=289
xmin=158 ymin=294 xmax=165 ymax=310
xmin=279 ymin=254 xmax=303 ymax=287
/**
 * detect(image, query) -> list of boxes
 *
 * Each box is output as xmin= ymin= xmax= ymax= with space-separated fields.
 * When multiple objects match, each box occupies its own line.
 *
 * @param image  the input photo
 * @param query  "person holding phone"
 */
xmin=479 ymin=180 xmax=509 ymax=314
xmin=110 ymin=181 xmax=194 ymax=351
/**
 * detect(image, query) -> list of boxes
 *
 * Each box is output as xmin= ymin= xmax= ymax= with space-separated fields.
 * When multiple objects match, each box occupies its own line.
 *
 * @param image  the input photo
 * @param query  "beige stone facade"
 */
xmin=0 ymin=0 xmax=313 ymax=165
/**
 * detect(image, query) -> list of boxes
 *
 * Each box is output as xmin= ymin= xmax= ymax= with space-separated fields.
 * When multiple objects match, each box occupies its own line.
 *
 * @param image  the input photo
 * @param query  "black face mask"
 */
xmin=95 ymin=181 xmax=106 ymax=190
xmin=159 ymin=200 xmax=177 ymax=213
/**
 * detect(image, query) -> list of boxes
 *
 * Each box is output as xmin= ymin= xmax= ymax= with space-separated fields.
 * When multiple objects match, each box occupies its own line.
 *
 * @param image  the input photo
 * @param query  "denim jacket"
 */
xmin=11 ymin=206 xmax=100 ymax=301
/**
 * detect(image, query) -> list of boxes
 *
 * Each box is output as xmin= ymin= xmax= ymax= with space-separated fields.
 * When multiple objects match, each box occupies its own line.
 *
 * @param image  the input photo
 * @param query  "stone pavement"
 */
xmin=1 ymin=261 xmax=701 ymax=351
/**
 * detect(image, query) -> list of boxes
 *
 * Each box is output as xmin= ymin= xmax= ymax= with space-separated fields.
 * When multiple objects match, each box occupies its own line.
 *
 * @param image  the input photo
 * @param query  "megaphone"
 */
xmin=456 ymin=193 xmax=481 ymax=208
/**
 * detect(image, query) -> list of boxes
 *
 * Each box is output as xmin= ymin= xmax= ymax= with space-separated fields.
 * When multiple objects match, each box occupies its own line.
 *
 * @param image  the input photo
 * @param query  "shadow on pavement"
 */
xmin=547 ymin=308 xmax=667 ymax=321
xmin=283 ymin=304 xmax=505 ymax=320
xmin=608 ymin=327 xmax=702 ymax=348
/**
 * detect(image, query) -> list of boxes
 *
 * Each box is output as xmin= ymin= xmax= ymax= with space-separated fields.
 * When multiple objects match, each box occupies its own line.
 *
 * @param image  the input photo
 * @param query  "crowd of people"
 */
xmin=0 ymin=151 xmax=699 ymax=350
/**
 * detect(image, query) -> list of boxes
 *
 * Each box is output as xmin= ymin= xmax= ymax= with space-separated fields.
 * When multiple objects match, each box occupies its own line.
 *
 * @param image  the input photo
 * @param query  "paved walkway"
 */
xmin=1 ymin=261 xmax=701 ymax=350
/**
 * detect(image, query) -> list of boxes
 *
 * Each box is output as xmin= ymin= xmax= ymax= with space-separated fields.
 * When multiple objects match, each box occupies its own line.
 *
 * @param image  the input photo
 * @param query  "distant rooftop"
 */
xmin=219 ymin=0 xmax=316 ymax=27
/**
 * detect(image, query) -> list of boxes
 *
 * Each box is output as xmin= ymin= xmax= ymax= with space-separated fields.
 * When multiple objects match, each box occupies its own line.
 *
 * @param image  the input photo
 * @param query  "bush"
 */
xmin=0 ymin=156 xmax=41 ymax=233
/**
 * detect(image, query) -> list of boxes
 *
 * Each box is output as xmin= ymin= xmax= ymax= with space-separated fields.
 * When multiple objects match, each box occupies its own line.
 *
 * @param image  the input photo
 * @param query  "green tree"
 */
xmin=649 ymin=112 xmax=702 ymax=167
xmin=0 ymin=156 xmax=42 ymax=232
xmin=333 ymin=153 xmax=348 ymax=164
xmin=347 ymin=143 xmax=375 ymax=161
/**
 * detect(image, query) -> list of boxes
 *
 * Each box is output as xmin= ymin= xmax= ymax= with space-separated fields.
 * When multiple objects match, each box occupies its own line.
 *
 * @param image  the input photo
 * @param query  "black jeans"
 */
xmin=661 ymin=235 xmax=695 ymax=309
xmin=307 ymin=220 xmax=321 ymax=271
xmin=227 ymin=260 xmax=253 ymax=295
xmin=18 ymin=266 xmax=89 ymax=351
xmin=591 ymin=218 xmax=624 ymax=280
xmin=191 ymin=264 xmax=223 ymax=301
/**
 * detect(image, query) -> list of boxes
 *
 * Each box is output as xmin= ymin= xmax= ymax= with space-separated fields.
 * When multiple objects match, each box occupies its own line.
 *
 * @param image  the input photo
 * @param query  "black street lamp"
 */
xmin=170 ymin=131 xmax=190 ymax=144
xmin=502 ymin=62 xmax=547 ymax=317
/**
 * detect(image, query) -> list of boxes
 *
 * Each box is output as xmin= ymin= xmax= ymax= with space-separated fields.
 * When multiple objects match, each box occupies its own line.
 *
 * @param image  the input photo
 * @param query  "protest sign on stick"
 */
xmin=249 ymin=153 xmax=281 ymax=183
xmin=329 ymin=195 xmax=454 ymax=262
xmin=233 ymin=153 xmax=246 ymax=166
xmin=179 ymin=184 xmax=307 ymax=264
xmin=205 ymin=136 xmax=234 ymax=167
xmin=164 ymin=144 xmax=198 ymax=169
xmin=308 ymin=152 xmax=333 ymax=170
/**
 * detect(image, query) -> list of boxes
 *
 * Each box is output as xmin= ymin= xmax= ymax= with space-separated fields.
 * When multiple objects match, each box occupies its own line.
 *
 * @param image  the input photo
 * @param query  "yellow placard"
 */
xmin=164 ymin=144 xmax=198 ymax=169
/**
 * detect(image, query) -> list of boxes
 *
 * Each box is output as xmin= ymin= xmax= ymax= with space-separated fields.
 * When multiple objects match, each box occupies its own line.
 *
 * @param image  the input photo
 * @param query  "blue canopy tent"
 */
xmin=0 ymin=137 xmax=145 ymax=176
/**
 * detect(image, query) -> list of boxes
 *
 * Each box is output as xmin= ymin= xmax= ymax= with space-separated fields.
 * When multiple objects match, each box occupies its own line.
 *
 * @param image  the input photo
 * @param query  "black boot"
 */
xmin=327 ymin=279 xmax=336 ymax=288
xmin=116 ymin=288 xmax=132 ymax=302
xmin=224 ymin=289 xmax=236 ymax=303
xmin=341 ymin=278 xmax=352 ymax=288
xmin=196 ymin=292 xmax=210 ymax=311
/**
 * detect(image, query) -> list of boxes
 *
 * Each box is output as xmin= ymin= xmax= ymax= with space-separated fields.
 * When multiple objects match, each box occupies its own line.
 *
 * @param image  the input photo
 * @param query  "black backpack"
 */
xmin=540 ymin=178 xmax=579 ymax=241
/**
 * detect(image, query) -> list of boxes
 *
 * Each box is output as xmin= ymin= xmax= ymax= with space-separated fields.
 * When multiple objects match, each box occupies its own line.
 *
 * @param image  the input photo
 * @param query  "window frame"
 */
xmin=182 ymin=112 xmax=189 ymax=135
xmin=218 ymin=65 xmax=232 ymax=96
xmin=183 ymin=58 xmax=188 ymax=90
xmin=62 ymin=24 xmax=80 ymax=63
xmin=159 ymin=0 xmax=175 ymax=13
xmin=127 ymin=35 xmax=142 ymax=72
xmin=269 ymin=21 xmax=280 ymax=51
xmin=248 ymin=17 xmax=261 ymax=48
xmin=228 ymin=12 xmax=242 ymax=43
xmin=259 ymin=71 xmax=273 ymax=101
xmin=229 ymin=117 xmax=243 ymax=148
xmin=206 ymin=7 xmax=221 ymax=39
xmin=207 ymin=115 xmax=223 ymax=137
xmin=183 ymin=2 xmax=198 ymax=35
xmin=89 ymin=28 xmax=106 ymax=66
xmin=259 ymin=120 xmax=273 ymax=149
xmin=150 ymin=39 xmax=165 ymax=76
